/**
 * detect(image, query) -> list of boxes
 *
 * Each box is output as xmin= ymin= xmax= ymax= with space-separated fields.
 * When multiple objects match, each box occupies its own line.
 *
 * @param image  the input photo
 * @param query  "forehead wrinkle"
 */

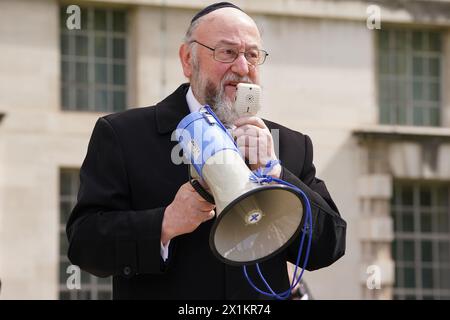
xmin=194 ymin=8 xmax=261 ymax=44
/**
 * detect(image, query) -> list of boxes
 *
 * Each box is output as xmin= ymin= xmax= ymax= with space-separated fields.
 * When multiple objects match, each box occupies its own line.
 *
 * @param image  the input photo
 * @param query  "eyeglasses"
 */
xmin=190 ymin=40 xmax=269 ymax=66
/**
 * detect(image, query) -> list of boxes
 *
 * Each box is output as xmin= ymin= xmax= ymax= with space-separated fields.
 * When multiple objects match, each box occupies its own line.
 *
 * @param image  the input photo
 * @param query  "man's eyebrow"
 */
xmin=216 ymin=39 xmax=260 ymax=49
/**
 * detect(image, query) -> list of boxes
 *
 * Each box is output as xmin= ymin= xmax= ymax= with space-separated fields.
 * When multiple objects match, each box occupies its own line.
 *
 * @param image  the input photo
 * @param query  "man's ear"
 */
xmin=179 ymin=43 xmax=193 ymax=78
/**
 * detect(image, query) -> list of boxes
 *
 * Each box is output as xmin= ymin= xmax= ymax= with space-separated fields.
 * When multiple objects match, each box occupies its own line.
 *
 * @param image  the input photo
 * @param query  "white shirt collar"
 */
xmin=186 ymin=86 xmax=203 ymax=113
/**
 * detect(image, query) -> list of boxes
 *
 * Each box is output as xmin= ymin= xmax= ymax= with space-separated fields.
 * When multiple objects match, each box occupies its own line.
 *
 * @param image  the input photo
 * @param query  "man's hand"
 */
xmin=232 ymin=116 xmax=281 ymax=178
xmin=161 ymin=182 xmax=215 ymax=245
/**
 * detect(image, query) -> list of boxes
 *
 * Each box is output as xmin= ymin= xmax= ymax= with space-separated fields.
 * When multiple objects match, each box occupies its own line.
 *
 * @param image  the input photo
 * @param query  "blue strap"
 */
xmin=243 ymin=161 xmax=313 ymax=300
xmin=203 ymin=105 xmax=237 ymax=147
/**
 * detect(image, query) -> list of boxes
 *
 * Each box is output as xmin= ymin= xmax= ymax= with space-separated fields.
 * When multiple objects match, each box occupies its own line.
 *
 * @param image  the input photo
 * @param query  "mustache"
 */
xmin=220 ymin=72 xmax=253 ymax=86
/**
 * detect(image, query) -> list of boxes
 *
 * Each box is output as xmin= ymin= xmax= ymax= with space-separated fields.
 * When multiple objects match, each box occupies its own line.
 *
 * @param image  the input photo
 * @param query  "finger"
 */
xmin=237 ymin=146 xmax=259 ymax=165
xmin=234 ymin=116 xmax=267 ymax=129
xmin=197 ymin=201 xmax=216 ymax=212
xmin=205 ymin=210 xmax=215 ymax=221
xmin=245 ymin=146 xmax=259 ymax=165
xmin=233 ymin=126 xmax=260 ymax=140
xmin=199 ymin=209 xmax=215 ymax=223
xmin=236 ymin=136 xmax=259 ymax=151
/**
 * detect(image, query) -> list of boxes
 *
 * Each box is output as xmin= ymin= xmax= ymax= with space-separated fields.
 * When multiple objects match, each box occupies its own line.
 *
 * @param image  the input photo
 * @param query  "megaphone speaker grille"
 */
xmin=209 ymin=185 xmax=304 ymax=266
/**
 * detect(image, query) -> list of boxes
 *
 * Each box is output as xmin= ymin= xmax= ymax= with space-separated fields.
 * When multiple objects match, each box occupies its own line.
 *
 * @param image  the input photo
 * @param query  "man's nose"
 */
xmin=231 ymin=53 xmax=251 ymax=77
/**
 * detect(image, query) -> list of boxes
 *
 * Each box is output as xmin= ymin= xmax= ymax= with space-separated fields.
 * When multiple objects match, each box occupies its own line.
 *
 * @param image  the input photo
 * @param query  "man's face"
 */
xmin=186 ymin=8 xmax=262 ymax=125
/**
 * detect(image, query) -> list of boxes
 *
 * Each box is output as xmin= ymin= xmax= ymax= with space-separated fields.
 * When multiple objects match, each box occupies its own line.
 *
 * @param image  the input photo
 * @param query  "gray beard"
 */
xmin=204 ymin=80 xmax=240 ymax=128
xmin=191 ymin=60 xmax=252 ymax=127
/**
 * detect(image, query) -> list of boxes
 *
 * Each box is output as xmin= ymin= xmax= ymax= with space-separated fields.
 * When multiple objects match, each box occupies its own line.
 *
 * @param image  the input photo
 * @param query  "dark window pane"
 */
xmin=394 ymin=265 xmax=401 ymax=287
xmin=60 ymin=232 xmax=69 ymax=256
xmin=421 ymin=241 xmax=433 ymax=262
xmin=395 ymin=81 xmax=406 ymax=103
xmin=413 ymin=57 xmax=424 ymax=76
xmin=420 ymin=213 xmax=432 ymax=233
xmin=437 ymin=187 xmax=449 ymax=207
xmin=95 ymin=36 xmax=107 ymax=57
xmin=401 ymin=186 xmax=414 ymax=205
xmin=420 ymin=188 xmax=432 ymax=207
xmin=60 ymin=7 xmax=67 ymax=29
xmin=379 ymin=31 xmax=389 ymax=50
xmin=75 ymin=62 xmax=88 ymax=83
xmin=78 ymin=7 xmax=88 ymax=30
xmin=394 ymin=55 xmax=406 ymax=74
xmin=61 ymin=34 xmax=70 ymax=55
xmin=403 ymin=240 xmax=415 ymax=262
xmin=59 ymin=261 xmax=71 ymax=284
xmin=413 ymin=81 xmax=423 ymax=101
xmin=429 ymin=108 xmax=440 ymax=126
xmin=113 ymin=11 xmax=126 ymax=32
xmin=428 ymin=82 xmax=440 ymax=101
xmin=404 ymin=267 xmax=416 ymax=288
xmin=394 ymin=31 xmax=406 ymax=51
xmin=412 ymin=31 xmax=423 ymax=50
xmin=437 ymin=210 xmax=449 ymax=233
xmin=379 ymin=54 xmax=390 ymax=75
xmin=60 ymin=201 xmax=73 ymax=225
xmin=61 ymin=61 xmax=71 ymax=82
xmin=94 ymin=10 xmax=107 ymax=30
xmin=392 ymin=240 xmax=398 ymax=259
xmin=421 ymin=268 xmax=433 ymax=289
xmin=397 ymin=106 xmax=407 ymax=125
xmin=75 ymin=87 xmax=89 ymax=111
xmin=402 ymin=211 xmax=414 ymax=232
xmin=428 ymin=58 xmax=440 ymax=77
xmin=75 ymin=35 xmax=88 ymax=56
xmin=113 ymin=91 xmax=126 ymax=112
xmin=113 ymin=38 xmax=126 ymax=59
xmin=95 ymin=90 xmax=109 ymax=111
xmin=60 ymin=171 xmax=73 ymax=195
xmin=81 ymin=271 xmax=92 ymax=285
xmin=113 ymin=64 xmax=125 ymax=85
xmin=379 ymin=104 xmax=390 ymax=124
xmin=439 ymin=267 xmax=450 ymax=289
xmin=428 ymin=32 xmax=441 ymax=52
xmin=413 ymin=106 xmax=424 ymax=126
xmin=61 ymin=85 xmax=72 ymax=109
xmin=95 ymin=63 xmax=107 ymax=84
xmin=439 ymin=242 xmax=450 ymax=262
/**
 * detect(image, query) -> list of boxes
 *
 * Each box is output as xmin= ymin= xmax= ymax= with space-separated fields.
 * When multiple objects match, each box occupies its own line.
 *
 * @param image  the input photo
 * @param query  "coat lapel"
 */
xmin=155 ymin=83 xmax=191 ymax=134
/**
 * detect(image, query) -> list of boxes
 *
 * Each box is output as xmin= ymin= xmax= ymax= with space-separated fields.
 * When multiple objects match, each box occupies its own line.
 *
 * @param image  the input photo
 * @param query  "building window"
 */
xmin=392 ymin=181 xmax=450 ymax=299
xmin=378 ymin=29 xmax=442 ymax=126
xmin=60 ymin=7 xmax=128 ymax=112
xmin=59 ymin=169 xmax=112 ymax=300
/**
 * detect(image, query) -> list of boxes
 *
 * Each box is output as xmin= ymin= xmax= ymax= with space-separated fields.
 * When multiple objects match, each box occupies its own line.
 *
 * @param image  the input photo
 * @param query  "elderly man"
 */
xmin=67 ymin=2 xmax=346 ymax=300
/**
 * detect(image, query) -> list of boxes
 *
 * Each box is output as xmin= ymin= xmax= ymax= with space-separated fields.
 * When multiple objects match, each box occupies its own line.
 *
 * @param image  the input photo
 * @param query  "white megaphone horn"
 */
xmin=175 ymin=106 xmax=305 ymax=266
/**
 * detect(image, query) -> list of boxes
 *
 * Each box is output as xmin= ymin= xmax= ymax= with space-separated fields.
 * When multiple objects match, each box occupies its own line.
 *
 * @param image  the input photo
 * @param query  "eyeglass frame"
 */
xmin=189 ymin=40 xmax=269 ymax=66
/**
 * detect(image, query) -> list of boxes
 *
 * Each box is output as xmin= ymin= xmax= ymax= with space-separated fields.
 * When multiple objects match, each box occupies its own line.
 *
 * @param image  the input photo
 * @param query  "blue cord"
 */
xmin=199 ymin=106 xmax=313 ymax=300
xmin=244 ymin=160 xmax=313 ymax=300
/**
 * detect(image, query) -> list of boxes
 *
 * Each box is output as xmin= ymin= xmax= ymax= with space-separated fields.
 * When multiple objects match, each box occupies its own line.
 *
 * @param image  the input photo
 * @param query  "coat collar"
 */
xmin=155 ymin=83 xmax=191 ymax=134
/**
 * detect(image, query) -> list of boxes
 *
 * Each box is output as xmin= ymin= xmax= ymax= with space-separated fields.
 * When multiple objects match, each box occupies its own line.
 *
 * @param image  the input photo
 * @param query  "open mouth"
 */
xmin=225 ymin=81 xmax=239 ymax=88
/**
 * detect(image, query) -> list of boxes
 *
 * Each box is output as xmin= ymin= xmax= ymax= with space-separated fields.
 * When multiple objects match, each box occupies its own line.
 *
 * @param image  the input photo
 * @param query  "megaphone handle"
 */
xmin=188 ymin=165 xmax=215 ymax=204
xmin=189 ymin=179 xmax=215 ymax=205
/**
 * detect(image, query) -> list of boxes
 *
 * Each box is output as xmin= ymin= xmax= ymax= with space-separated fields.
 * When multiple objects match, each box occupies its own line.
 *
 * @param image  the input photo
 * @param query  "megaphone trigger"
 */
xmin=189 ymin=178 xmax=215 ymax=205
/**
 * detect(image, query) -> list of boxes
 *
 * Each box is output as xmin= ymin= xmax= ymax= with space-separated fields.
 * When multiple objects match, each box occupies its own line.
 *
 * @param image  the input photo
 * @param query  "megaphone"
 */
xmin=175 ymin=107 xmax=305 ymax=266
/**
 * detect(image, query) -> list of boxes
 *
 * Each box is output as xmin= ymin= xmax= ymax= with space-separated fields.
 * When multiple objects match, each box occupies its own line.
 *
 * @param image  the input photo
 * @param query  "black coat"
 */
xmin=66 ymin=83 xmax=346 ymax=299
